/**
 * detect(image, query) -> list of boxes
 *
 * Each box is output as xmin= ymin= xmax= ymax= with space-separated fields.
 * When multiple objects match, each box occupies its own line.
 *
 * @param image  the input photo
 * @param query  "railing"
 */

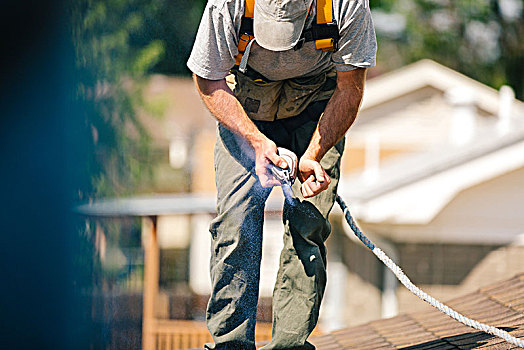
xmin=75 ymin=194 xmax=288 ymax=350
xmin=153 ymin=320 xmax=273 ymax=349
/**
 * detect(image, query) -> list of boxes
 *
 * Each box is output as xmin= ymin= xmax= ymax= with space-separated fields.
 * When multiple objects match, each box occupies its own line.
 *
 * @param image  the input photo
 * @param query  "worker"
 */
xmin=187 ymin=0 xmax=376 ymax=348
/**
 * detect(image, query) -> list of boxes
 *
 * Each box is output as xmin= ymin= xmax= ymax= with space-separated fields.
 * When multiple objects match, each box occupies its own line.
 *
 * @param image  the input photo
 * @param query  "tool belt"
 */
xmin=227 ymin=67 xmax=337 ymax=122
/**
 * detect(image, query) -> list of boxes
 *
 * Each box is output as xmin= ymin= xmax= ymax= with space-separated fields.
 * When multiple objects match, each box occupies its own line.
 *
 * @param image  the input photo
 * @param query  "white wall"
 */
xmin=189 ymin=213 xmax=284 ymax=298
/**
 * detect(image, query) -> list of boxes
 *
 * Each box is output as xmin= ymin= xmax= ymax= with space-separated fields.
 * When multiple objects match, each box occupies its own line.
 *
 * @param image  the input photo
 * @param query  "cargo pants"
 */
xmin=205 ymin=100 xmax=345 ymax=350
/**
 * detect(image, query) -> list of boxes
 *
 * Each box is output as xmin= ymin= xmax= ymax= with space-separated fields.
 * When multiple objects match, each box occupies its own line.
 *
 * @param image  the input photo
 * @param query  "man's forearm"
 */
xmin=193 ymin=74 xmax=287 ymax=187
xmin=193 ymin=75 xmax=266 ymax=148
xmin=303 ymin=68 xmax=367 ymax=162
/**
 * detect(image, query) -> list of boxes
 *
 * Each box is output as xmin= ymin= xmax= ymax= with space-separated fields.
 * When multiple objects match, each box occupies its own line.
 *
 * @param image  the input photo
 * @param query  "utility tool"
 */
xmin=269 ymin=147 xmax=298 ymax=185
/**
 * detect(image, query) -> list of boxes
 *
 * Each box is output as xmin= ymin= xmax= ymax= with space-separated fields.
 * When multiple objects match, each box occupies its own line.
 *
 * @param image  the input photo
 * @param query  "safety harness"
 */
xmin=235 ymin=0 xmax=339 ymax=68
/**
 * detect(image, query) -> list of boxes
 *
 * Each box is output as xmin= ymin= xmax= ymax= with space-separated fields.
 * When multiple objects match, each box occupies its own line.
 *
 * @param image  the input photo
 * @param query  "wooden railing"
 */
xmin=152 ymin=320 xmax=273 ymax=349
xmin=75 ymin=195 xmax=315 ymax=350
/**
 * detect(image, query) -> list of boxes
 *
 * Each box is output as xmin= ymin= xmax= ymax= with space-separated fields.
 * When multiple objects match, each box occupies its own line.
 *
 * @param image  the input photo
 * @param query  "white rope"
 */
xmin=372 ymin=246 xmax=524 ymax=348
xmin=337 ymin=195 xmax=524 ymax=347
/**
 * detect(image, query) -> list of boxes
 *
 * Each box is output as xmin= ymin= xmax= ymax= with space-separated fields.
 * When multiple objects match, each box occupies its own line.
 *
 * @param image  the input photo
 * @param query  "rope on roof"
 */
xmin=336 ymin=194 xmax=524 ymax=348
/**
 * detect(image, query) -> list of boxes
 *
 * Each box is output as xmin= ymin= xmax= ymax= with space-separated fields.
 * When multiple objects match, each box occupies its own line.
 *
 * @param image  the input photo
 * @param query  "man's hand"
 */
xmin=298 ymin=157 xmax=331 ymax=198
xmin=298 ymin=68 xmax=366 ymax=198
xmin=252 ymin=137 xmax=288 ymax=188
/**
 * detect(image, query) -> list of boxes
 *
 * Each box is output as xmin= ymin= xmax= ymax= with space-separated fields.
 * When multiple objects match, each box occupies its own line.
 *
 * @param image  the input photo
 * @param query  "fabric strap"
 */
xmin=316 ymin=0 xmax=333 ymax=24
xmin=235 ymin=0 xmax=337 ymax=67
xmin=245 ymin=0 xmax=254 ymax=18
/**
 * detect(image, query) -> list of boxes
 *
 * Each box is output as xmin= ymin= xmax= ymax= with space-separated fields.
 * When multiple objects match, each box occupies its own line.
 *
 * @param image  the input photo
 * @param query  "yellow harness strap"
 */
xmin=315 ymin=0 xmax=336 ymax=51
xmin=245 ymin=0 xmax=254 ymax=18
xmin=235 ymin=0 xmax=255 ymax=65
xmin=316 ymin=0 xmax=333 ymax=24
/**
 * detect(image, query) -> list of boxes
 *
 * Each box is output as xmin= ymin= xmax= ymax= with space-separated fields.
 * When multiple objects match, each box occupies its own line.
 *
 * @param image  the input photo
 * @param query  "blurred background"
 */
xmin=1 ymin=0 xmax=523 ymax=349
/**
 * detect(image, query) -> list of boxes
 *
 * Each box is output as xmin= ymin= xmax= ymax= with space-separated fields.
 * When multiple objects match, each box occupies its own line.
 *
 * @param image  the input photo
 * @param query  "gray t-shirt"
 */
xmin=187 ymin=0 xmax=377 ymax=81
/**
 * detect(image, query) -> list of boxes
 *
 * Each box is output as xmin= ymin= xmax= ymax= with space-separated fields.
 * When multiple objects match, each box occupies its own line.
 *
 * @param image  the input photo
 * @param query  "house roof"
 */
xmin=338 ymin=125 xmax=524 ymax=226
xmin=339 ymin=60 xmax=524 ymax=227
xmin=360 ymin=59 xmax=524 ymax=120
xmin=342 ymin=127 xmax=524 ymax=203
xmin=309 ymin=273 xmax=524 ymax=349
xmin=74 ymin=192 xmax=288 ymax=217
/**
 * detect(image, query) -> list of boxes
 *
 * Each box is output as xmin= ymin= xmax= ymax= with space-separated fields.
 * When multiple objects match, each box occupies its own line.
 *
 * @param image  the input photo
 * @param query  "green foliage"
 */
xmin=370 ymin=0 xmax=524 ymax=98
xmin=73 ymin=0 xmax=169 ymax=290
xmin=73 ymin=0 xmax=166 ymax=198
xmin=135 ymin=0 xmax=207 ymax=75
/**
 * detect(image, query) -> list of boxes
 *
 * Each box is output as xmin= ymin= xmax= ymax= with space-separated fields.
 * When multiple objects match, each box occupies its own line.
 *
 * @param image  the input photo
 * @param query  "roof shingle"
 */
xmin=310 ymin=274 xmax=524 ymax=349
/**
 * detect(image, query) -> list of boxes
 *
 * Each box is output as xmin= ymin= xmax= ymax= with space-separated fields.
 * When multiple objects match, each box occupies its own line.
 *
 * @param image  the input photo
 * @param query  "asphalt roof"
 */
xmin=309 ymin=273 xmax=524 ymax=349
xmin=184 ymin=275 xmax=523 ymax=349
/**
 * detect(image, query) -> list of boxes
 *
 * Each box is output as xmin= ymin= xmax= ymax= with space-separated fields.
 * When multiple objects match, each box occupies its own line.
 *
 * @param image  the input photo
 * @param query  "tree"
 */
xmin=370 ymin=0 xmax=524 ymax=99
xmin=73 ymin=0 xmax=165 ymax=198
xmin=72 ymin=0 xmax=167 ymax=317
